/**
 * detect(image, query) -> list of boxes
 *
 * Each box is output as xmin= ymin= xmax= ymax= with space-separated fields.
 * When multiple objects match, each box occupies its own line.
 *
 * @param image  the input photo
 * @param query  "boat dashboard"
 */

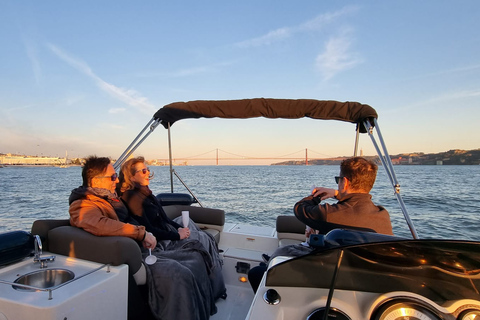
xmin=247 ymin=234 xmax=480 ymax=320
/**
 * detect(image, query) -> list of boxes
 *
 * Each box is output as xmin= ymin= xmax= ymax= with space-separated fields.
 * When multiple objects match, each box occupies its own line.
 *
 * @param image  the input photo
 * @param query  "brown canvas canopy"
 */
xmin=154 ymin=98 xmax=377 ymax=132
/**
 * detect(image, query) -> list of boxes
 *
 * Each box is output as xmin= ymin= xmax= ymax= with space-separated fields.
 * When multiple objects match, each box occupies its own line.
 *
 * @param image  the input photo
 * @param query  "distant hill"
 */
xmin=271 ymin=149 xmax=480 ymax=165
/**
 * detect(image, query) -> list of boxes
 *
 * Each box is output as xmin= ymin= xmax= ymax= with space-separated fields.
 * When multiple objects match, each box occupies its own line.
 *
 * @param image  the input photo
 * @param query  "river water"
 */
xmin=1 ymin=165 xmax=479 ymax=241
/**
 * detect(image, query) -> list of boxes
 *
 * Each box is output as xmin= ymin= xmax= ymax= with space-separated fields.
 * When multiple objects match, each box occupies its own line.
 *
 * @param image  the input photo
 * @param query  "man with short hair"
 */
xmin=295 ymin=156 xmax=393 ymax=235
xmin=249 ymin=157 xmax=393 ymax=293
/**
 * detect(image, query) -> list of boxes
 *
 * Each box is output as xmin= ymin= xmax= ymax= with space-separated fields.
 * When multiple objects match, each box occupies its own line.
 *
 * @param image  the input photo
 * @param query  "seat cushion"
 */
xmin=202 ymin=228 xmax=220 ymax=244
xmin=278 ymin=238 xmax=304 ymax=247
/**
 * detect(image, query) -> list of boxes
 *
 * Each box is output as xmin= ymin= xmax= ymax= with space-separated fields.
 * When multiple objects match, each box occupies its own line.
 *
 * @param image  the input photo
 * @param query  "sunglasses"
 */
xmin=335 ymin=176 xmax=344 ymax=184
xmin=96 ymin=173 xmax=118 ymax=181
xmin=135 ymin=167 xmax=150 ymax=175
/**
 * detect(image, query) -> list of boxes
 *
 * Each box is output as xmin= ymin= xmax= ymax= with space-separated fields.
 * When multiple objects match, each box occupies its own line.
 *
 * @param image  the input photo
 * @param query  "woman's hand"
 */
xmin=178 ymin=227 xmax=190 ymax=239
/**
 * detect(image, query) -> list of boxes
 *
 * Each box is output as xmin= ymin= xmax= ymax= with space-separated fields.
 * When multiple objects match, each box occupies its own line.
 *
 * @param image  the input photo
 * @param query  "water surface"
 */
xmin=1 ymin=165 xmax=479 ymax=241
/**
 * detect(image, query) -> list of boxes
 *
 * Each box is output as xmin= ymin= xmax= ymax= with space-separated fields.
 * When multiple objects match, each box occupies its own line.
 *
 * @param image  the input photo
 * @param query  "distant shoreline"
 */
xmin=271 ymin=148 xmax=480 ymax=166
xmin=2 ymin=148 xmax=479 ymax=166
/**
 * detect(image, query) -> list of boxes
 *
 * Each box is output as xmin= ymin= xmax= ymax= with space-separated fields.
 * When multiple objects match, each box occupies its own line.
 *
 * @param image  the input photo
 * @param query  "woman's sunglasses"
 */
xmin=135 ymin=167 xmax=150 ymax=175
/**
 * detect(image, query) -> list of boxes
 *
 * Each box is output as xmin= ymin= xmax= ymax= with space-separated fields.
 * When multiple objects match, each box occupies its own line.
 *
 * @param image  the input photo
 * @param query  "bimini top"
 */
xmin=153 ymin=98 xmax=377 ymax=132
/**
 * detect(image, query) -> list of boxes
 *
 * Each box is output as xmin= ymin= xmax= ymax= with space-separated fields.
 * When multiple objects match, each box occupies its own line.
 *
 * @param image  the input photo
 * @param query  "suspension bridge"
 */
xmin=153 ymin=148 xmax=347 ymax=165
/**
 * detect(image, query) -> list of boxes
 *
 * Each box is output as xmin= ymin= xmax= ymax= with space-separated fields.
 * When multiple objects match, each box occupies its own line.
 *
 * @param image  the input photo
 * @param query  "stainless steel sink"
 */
xmin=12 ymin=268 xmax=75 ymax=291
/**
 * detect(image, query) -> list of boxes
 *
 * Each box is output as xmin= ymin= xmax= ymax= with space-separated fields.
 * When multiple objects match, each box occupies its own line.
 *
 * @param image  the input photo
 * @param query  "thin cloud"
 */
xmin=387 ymin=88 xmax=480 ymax=114
xmin=47 ymin=43 xmax=156 ymax=114
xmin=404 ymin=64 xmax=480 ymax=81
xmin=134 ymin=61 xmax=236 ymax=79
xmin=315 ymin=28 xmax=363 ymax=80
xmin=235 ymin=6 xmax=359 ymax=48
xmin=427 ymin=89 xmax=480 ymax=102
xmin=23 ymin=37 xmax=42 ymax=84
xmin=109 ymin=107 xmax=126 ymax=114
xmin=235 ymin=28 xmax=292 ymax=48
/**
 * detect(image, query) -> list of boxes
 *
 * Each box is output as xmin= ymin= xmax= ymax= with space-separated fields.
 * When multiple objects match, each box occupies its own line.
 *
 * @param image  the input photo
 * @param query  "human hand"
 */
xmin=143 ymin=232 xmax=157 ymax=249
xmin=178 ymin=227 xmax=190 ymax=239
xmin=311 ymin=187 xmax=336 ymax=200
xmin=305 ymin=226 xmax=316 ymax=238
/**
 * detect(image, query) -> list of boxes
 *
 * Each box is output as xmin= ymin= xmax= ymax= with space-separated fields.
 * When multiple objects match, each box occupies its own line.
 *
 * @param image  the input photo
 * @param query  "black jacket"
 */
xmin=121 ymin=186 xmax=183 ymax=241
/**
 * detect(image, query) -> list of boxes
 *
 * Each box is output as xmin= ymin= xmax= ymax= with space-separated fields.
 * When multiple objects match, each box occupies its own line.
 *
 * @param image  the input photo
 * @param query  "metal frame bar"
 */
xmin=115 ymin=119 xmax=204 ymax=205
xmin=114 ymin=114 xmax=419 ymax=237
xmin=168 ymin=123 xmax=174 ymax=193
xmin=353 ymin=124 xmax=360 ymax=156
xmin=172 ymin=170 xmax=203 ymax=207
xmin=363 ymin=119 xmax=419 ymax=239
xmin=113 ymin=118 xmax=161 ymax=171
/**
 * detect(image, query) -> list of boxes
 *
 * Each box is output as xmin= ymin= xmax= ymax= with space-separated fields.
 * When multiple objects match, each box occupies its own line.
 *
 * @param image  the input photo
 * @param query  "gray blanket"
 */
xmin=271 ymin=243 xmax=314 ymax=260
xmin=144 ymin=218 xmax=226 ymax=320
xmin=174 ymin=217 xmax=226 ymax=300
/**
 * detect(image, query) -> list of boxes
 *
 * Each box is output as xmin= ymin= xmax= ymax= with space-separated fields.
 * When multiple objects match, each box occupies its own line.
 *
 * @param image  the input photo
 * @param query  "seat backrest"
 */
xmin=276 ymin=215 xmax=306 ymax=242
xmin=163 ymin=205 xmax=225 ymax=232
xmin=31 ymin=220 xmax=143 ymax=276
xmin=31 ymin=219 xmax=71 ymax=250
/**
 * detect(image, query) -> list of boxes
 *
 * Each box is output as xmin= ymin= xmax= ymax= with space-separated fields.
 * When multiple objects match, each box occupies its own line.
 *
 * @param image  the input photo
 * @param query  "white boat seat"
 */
xmin=276 ymin=215 xmax=306 ymax=247
xmin=31 ymin=220 xmax=144 ymax=279
xmin=163 ymin=204 xmax=225 ymax=244
xmin=30 ymin=205 xmax=225 ymax=286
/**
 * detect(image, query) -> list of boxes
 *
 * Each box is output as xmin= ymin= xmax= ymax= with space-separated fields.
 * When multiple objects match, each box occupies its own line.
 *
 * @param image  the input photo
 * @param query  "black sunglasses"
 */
xmin=96 ymin=173 xmax=118 ymax=181
xmin=135 ymin=167 xmax=150 ymax=175
xmin=335 ymin=176 xmax=344 ymax=184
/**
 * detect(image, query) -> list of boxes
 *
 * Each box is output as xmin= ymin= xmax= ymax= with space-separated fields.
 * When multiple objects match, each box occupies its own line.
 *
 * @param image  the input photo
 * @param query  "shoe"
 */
xmin=262 ymin=254 xmax=271 ymax=263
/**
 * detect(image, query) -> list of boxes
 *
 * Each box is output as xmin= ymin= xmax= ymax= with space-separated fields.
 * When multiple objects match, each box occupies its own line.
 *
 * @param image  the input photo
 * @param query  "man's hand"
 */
xmin=305 ymin=226 xmax=316 ymax=238
xmin=178 ymin=227 xmax=190 ymax=239
xmin=312 ymin=187 xmax=336 ymax=200
xmin=142 ymin=232 xmax=157 ymax=249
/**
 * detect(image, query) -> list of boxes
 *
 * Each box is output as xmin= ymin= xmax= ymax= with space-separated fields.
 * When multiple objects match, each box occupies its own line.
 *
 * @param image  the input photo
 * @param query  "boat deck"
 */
xmin=212 ymin=284 xmax=255 ymax=320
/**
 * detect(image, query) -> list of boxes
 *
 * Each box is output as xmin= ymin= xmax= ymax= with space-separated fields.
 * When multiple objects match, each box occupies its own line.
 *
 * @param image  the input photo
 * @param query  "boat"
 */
xmin=1 ymin=98 xmax=479 ymax=320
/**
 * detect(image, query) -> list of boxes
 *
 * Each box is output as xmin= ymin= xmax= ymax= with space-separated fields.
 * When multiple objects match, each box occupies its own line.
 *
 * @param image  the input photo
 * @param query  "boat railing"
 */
xmin=363 ymin=119 xmax=418 ymax=239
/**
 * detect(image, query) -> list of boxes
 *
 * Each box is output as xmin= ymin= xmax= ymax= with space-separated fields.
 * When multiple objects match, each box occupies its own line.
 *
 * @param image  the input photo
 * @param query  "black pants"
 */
xmin=127 ymin=273 xmax=154 ymax=320
xmin=248 ymin=264 xmax=267 ymax=293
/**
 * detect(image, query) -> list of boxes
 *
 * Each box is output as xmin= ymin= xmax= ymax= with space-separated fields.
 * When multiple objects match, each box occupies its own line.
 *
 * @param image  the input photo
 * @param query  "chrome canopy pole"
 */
xmin=353 ymin=124 xmax=360 ymax=156
xmin=363 ymin=119 xmax=419 ymax=239
xmin=114 ymin=118 xmax=161 ymax=171
xmin=172 ymin=170 xmax=204 ymax=207
xmin=167 ymin=123 xmax=174 ymax=193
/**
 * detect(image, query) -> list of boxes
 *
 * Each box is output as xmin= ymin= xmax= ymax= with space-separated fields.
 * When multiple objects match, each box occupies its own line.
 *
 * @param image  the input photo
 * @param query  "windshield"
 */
xmin=265 ymin=239 xmax=480 ymax=304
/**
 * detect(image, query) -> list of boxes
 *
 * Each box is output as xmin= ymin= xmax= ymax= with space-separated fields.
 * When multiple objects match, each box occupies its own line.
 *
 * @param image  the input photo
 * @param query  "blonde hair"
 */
xmin=119 ymin=156 xmax=147 ymax=193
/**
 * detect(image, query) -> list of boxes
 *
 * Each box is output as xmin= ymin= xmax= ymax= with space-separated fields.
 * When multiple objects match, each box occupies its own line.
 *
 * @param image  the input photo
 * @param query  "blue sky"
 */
xmin=1 ymin=1 xmax=479 ymax=164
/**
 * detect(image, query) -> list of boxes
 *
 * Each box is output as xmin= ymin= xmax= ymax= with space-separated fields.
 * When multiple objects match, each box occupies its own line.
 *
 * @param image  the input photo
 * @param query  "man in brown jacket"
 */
xmin=294 ymin=156 xmax=393 ymax=236
xmin=250 ymin=157 xmax=393 ymax=293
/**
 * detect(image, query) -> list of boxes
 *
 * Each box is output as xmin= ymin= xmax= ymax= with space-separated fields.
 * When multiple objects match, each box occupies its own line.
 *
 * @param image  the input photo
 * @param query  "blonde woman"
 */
xmin=120 ymin=157 xmax=226 ymax=304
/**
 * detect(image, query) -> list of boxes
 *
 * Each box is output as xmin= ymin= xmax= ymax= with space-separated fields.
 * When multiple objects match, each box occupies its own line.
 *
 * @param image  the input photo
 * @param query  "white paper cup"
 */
xmin=181 ymin=211 xmax=189 ymax=228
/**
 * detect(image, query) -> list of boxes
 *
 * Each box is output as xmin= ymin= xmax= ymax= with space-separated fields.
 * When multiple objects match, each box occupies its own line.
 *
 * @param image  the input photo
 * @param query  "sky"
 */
xmin=1 ymin=1 xmax=479 ymax=165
